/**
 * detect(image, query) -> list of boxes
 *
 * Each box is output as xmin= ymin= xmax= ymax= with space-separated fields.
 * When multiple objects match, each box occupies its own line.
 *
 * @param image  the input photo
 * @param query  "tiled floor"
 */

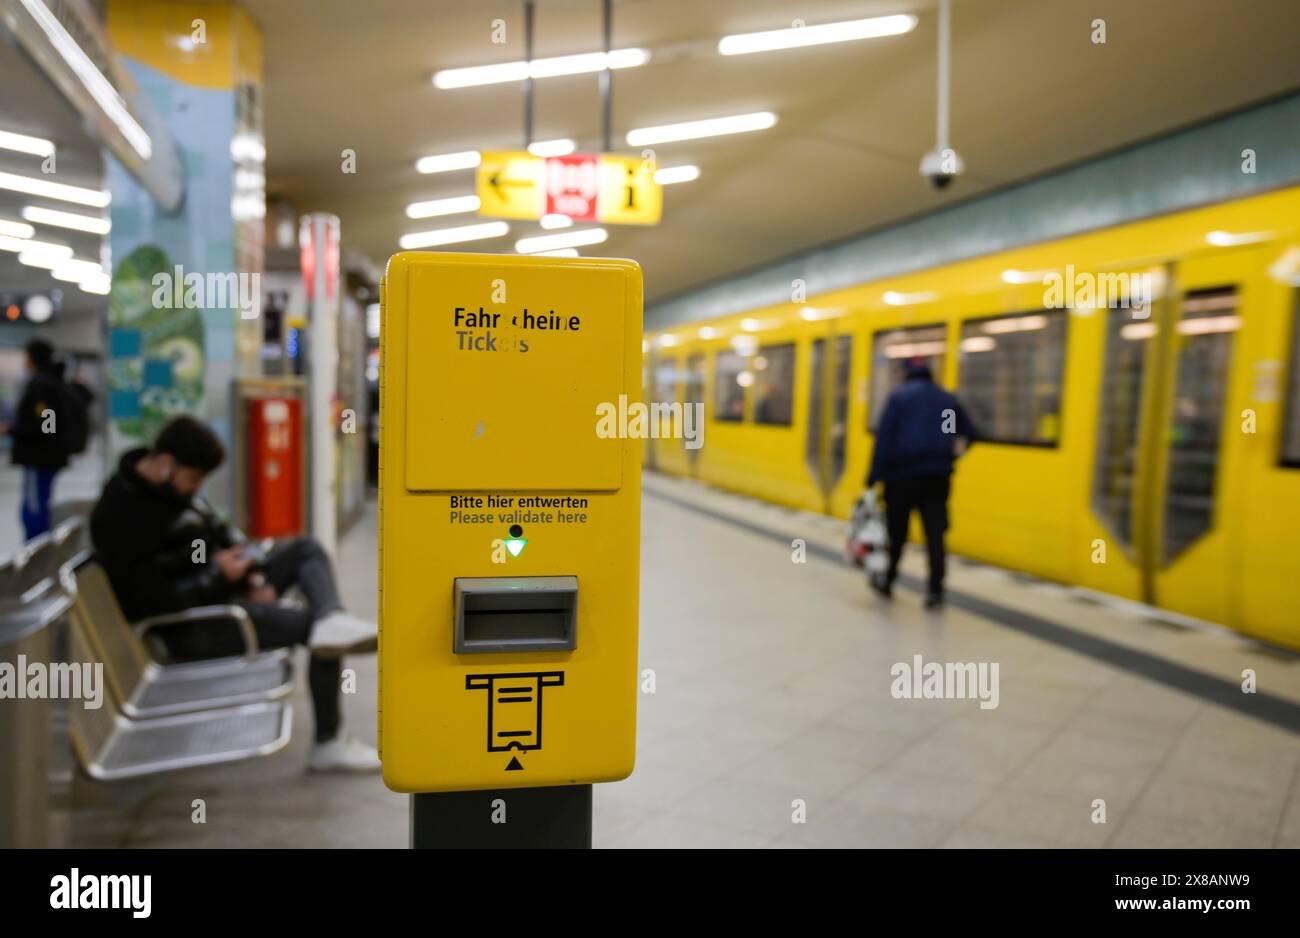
xmin=58 ymin=470 xmax=1300 ymax=848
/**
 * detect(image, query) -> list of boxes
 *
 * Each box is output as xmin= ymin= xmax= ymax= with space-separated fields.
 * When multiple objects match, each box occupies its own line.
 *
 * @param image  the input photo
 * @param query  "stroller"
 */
xmin=846 ymin=489 xmax=890 ymax=584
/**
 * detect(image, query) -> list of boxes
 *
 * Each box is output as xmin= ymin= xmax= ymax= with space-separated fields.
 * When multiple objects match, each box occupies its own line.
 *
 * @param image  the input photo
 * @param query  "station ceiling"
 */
xmin=248 ymin=0 xmax=1300 ymax=304
xmin=5 ymin=0 xmax=1300 ymax=328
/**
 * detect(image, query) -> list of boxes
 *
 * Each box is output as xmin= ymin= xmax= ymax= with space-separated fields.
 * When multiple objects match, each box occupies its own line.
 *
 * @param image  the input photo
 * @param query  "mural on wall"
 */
xmin=102 ymin=0 xmax=265 ymax=514
xmin=106 ymin=244 xmax=206 ymax=446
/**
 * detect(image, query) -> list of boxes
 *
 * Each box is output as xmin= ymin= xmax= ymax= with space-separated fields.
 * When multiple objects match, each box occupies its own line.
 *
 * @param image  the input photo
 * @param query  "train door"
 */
xmin=683 ymin=352 xmax=705 ymax=477
xmin=642 ymin=349 xmax=657 ymax=471
xmin=804 ymin=333 xmax=853 ymax=513
xmin=1091 ymin=254 xmax=1247 ymax=623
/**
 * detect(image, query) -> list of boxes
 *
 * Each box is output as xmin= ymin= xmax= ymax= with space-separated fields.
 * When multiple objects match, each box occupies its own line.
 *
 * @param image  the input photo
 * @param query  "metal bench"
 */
xmin=0 ymin=534 xmax=73 ymax=635
xmin=71 ymin=561 xmax=293 ymax=720
xmin=67 ymin=615 xmax=292 ymax=782
xmin=0 ymin=536 xmax=76 ymax=848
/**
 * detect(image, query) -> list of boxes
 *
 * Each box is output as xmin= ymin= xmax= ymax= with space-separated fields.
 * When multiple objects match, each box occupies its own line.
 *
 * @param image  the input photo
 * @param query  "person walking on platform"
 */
xmin=866 ymin=359 xmax=976 ymax=609
xmin=3 ymin=339 xmax=71 ymax=540
xmin=90 ymin=415 xmax=382 ymax=773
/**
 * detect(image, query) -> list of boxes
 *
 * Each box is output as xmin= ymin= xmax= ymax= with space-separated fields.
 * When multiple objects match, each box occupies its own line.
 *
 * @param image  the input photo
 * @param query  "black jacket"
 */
xmin=9 ymin=368 xmax=70 ymax=470
xmin=868 ymin=370 xmax=977 ymax=487
xmin=90 ymin=448 xmax=238 ymax=620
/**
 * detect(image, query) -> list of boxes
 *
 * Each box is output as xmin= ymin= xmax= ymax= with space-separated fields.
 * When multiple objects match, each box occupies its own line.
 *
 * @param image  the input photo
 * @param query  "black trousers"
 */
xmin=162 ymin=537 xmax=345 ymax=743
xmin=883 ymin=474 xmax=951 ymax=595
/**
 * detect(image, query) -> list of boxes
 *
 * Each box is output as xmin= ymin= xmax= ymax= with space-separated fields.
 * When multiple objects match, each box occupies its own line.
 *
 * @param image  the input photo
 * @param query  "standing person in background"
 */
xmin=866 ymin=359 xmax=976 ymax=609
xmin=2 ymin=339 xmax=69 ymax=540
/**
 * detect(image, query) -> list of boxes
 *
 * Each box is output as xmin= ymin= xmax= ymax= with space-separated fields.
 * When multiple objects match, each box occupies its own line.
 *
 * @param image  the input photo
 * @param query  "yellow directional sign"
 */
xmin=476 ymin=150 xmax=661 ymax=226
xmin=597 ymin=154 xmax=661 ymax=226
xmin=476 ymin=151 xmax=544 ymax=220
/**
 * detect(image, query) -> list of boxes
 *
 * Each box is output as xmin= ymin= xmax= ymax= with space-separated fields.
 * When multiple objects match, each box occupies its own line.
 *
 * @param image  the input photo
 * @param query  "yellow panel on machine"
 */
xmin=378 ymin=252 xmax=642 ymax=793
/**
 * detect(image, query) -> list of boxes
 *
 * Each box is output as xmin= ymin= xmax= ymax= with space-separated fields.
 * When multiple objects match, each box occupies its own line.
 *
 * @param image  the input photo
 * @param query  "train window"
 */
xmin=868 ymin=325 xmax=947 ymax=431
xmin=753 ymin=343 xmax=796 ymax=426
xmin=958 ymin=310 xmax=1068 ymax=446
xmin=684 ymin=354 xmax=706 ymax=455
xmin=652 ymin=356 xmax=678 ymax=405
xmin=1092 ymin=305 xmax=1153 ymax=547
xmin=714 ymin=349 xmax=747 ymax=422
xmin=684 ymin=354 xmax=705 ymax=406
xmin=1283 ymin=294 xmax=1300 ymax=467
xmin=1163 ymin=287 xmax=1239 ymax=562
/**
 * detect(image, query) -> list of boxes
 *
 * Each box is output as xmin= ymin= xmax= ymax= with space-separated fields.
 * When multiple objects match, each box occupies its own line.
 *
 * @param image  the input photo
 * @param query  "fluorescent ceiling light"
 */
xmin=799 ymin=306 xmax=843 ymax=321
xmin=1178 ymin=315 xmax=1242 ymax=335
xmin=882 ymin=290 xmax=937 ymax=306
xmin=406 ymin=195 xmax=481 ymax=219
xmin=1001 ymin=268 xmax=1051 ymax=285
xmin=230 ymin=133 xmax=266 ymax=163
xmin=654 ymin=165 xmax=700 ymax=185
xmin=539 ymin=214 xmax=574 ymax=230
xmin=50 ymin=257 xmax=104 ymax=281
xmin=19 ymin=247 xmax=74 ymax=269
xmin=719 ymin=14 xmax=917 ymax=56
xmin=0 ymin=129 xmax=55 ymax=157
xmin=1120 ymin=322 xmax=1158 ymax=341
xmin=434 ymin=49 xmax=648 ymax=89
xmin=515 ymin=228 xmax=607 ymax=254
xmin=885 ymin=340 xmax=947 ymax=359
xmin=52 ymin=263 xmax=103 ymax=283
xmin=740 ymin=317 xmax=779 ymax=331
xmin=1 ymin=236 xmax=70 ymax=257
xmin=982 ymin=315 xmax=1048 ymax=334
xmin=698 ymin=326 xmax=718 ymax=339
xmin=21 ymin=205 xmax=110 ymax=234
xmin=528 ymin=139 xmax=576 ymax=157
xmin=400 ymin=221 xmax=509 ymax=249
xmin=18 ymin=0 xmax=152 ymax=159
xmin=416 ymin=150 xmax=481 ymax=174
xmin=0 ymin=171 xmax=110 ymax=207
xmin=0 ymin=218 xmax=35 ymax=238
xmin=627 ymin=112 xmax=776 ymax=147
xmin=1206 ymin=229 xmax=1271 ymax=247
xmin=960 ymin=336 xmax=996 ymax=353
xmin=535 ymin=248 xmax=580 ymax=258
xmin=79 ymin=273 xmax=110 ymax=294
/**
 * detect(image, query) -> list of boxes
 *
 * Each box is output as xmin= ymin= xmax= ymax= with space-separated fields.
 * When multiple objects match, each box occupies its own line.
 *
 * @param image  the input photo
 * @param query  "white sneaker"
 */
xmin=308 ymin=735 xmax=381 ymax=774
xmin=309 ymin=610 xmax=378 ymax=657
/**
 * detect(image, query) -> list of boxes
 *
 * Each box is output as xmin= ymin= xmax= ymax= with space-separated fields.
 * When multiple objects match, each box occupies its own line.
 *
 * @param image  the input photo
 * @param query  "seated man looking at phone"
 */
xmin=90 ymin=415 xmax=380 ymax=773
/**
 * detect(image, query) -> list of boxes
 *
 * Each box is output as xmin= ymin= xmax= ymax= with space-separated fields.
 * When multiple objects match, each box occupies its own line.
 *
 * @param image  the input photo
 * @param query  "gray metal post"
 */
xmin=523 ymin=0 xmax=535 ymax=147
xmin=410 ymin=785 xmax=593 ymax=849
xmin=600 ymin=0 xmax=612 ymax=152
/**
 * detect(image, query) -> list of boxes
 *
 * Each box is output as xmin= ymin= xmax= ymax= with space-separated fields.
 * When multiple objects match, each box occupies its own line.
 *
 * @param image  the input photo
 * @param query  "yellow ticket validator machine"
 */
xmin=378 ymin=252 xmax=641 ymax=845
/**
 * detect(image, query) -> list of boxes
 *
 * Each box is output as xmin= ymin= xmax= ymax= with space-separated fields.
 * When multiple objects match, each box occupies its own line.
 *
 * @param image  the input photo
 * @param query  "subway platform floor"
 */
xmin=64 ymin=472 xmax=1300 ymax=848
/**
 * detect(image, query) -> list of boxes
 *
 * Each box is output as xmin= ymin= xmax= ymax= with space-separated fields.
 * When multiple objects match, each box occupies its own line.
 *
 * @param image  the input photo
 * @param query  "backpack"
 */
xmin=57 ymin=382 xmax=90 ymax=456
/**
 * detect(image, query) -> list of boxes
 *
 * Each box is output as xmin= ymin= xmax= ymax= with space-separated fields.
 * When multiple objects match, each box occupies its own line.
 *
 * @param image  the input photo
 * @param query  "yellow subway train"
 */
xmin=643 ymin=185 xmax=1300 ymax=649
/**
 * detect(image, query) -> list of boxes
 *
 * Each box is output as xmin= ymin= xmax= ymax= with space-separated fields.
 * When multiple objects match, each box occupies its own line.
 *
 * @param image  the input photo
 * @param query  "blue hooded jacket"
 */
xmin=867 ymin=364 xmax=976 ymax=486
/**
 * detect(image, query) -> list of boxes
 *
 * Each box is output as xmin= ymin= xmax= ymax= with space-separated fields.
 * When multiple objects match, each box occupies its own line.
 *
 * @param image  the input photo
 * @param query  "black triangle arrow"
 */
xmin=505 ymin=756 xmax=524 ymax=771
xmin=489 ymin=173 xmax=532 ymax=202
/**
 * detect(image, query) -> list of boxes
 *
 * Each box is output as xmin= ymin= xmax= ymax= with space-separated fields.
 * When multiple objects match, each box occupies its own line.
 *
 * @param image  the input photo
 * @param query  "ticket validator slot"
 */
xmin=454 ymin=576 xmax=578 ymax=653
xmin=379 ymin=252 xmax=641 ymax=798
